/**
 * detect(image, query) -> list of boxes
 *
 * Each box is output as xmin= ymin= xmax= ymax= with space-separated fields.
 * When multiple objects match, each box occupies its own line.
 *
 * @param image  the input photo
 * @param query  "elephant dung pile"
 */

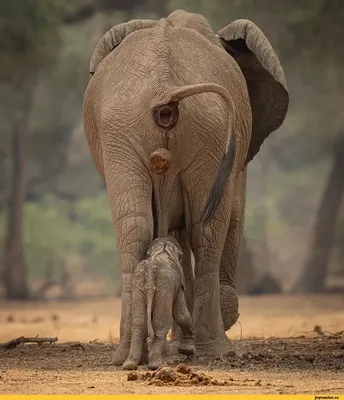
xmin=127 ymin=364 xmax=230 ymax=386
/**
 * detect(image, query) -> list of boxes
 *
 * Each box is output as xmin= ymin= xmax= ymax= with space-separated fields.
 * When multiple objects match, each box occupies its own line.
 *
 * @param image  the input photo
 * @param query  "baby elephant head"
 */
xmin=146 ymin=236 xmax=183 ymax=267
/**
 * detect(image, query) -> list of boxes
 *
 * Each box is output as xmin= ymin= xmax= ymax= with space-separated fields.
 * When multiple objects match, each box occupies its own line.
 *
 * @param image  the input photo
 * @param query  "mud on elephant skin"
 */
xmin=123 ymin=237 xmax=195 ymax=371
xmin=83 ymin=9 xmax=289 ymax=362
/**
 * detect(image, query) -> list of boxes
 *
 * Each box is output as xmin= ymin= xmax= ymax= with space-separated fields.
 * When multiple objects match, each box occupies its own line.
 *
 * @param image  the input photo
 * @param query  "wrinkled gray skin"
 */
xmin=122 ymin=237 xmax=195 ymax=371
xmin=83 ymin=9 xmax=289 ymax=364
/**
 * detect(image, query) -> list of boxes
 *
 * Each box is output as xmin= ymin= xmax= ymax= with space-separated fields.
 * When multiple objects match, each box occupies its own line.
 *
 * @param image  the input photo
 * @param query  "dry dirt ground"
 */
xmin=0 ymin=294 xmax=343 ymax=394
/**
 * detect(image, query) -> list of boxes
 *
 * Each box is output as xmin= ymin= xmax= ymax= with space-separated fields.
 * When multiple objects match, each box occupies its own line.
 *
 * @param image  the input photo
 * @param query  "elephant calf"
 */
xmin=123 ymin=236 xmax=195 ymax=370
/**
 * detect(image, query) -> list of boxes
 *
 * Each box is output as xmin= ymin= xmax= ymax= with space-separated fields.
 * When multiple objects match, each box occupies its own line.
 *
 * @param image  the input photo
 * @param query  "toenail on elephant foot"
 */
xmin=122 ymin=360 xmax=138 ymax=370
xmin=111 ymin=343 xmax=130 ymax=366
xmin=220 ymin=284 xmax=239 ymax=331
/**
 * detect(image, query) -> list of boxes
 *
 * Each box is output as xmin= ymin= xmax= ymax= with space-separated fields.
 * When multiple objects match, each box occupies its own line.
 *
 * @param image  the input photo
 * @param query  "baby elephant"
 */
xmin=123 ymin=236 xmax=195 ymax=370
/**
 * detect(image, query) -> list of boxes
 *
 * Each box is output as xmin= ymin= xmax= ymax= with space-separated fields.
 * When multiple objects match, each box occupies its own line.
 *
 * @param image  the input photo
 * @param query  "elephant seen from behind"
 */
xmin=83 ymin=9 xmax=289 ymax=365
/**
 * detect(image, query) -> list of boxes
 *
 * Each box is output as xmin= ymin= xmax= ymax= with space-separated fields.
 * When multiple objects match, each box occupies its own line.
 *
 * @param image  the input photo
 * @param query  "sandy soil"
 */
xmin=0 ymin=294 xmax=343 ymax=394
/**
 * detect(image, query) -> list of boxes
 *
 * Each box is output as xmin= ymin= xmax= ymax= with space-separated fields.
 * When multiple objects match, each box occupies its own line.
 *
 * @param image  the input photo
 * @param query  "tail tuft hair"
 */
xmin=201 ymin=133 xmax=236 ymax=225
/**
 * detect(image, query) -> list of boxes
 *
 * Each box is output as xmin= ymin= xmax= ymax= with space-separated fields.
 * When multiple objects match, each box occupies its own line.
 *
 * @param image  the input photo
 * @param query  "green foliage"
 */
xmin=74 ymin=195 xmax=119 ymax=279
xmin=23 ymin=196 xmax=77 ymax=280
xmin=0 ymin=194 xmax=118 ymax=282
xmin=0 ymin=0 xmax=68 ymax=88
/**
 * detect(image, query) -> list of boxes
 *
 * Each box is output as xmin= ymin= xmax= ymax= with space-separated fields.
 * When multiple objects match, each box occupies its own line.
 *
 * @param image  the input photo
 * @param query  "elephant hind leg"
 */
xmin=173 ymin=290 xmax=195 ymax=356
xmin=219 ymin=167 xmax=246 ymax=331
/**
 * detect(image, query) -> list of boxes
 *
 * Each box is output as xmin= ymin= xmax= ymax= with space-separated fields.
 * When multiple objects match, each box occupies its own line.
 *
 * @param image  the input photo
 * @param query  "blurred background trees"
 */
xmin=0 ymin=0 xmax=343 ymax=299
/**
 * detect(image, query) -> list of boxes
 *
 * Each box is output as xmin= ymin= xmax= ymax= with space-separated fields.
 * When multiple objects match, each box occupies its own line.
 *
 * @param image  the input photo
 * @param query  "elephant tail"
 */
xmin=146 ymin=267 xmax=155 ymax=344
xmin=152 ymin=83 xmax=236 ymax=224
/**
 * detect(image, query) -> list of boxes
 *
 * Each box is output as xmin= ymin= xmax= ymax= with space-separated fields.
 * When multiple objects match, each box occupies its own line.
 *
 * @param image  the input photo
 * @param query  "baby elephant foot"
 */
xmin=178 ymin=341 xmax=196 ymax=356
xmin=122 ymin=359 xmax=138 ymax=370
xmin=168 ymin=341 xmax=180 ymax=357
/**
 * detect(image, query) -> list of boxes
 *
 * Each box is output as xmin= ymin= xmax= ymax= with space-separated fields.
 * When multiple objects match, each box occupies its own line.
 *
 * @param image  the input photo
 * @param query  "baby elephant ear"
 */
xmin=89 ymin=19 xmax=157 ymax=75
xmin=217 ymin=20 xmax=289 ymax=164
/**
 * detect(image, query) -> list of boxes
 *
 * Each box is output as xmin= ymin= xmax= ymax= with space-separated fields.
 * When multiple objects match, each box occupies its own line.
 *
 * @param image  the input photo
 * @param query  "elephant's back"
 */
xmin=86 ymin=23 xmax=249 ymax=106
xmin=170 ymin=26 xmax=252 ymax=165
xmin=85 ymin=22 xmax=251 ymax=161
xmin=86 ymin=27 xmax=158 ymax=109
xmin=169 ymin=27 xmax=246 ymax=91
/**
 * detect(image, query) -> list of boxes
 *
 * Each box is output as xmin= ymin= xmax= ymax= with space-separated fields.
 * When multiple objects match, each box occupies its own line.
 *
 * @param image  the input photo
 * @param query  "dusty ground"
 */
xmin=0 ymin=294 xmax=343 ymax=394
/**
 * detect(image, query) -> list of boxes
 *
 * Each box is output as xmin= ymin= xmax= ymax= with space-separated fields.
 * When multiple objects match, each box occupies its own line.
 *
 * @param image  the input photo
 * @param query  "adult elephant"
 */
xmin=83 ymin=9 xmax=288 ymax=364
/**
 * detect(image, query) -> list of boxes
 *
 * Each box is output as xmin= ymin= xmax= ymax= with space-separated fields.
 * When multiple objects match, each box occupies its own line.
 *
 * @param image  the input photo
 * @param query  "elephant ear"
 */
xmin=89 ymin=19 xmax=158 ymax=76
xmin=217 ymin=20 xmax=289 ymax=164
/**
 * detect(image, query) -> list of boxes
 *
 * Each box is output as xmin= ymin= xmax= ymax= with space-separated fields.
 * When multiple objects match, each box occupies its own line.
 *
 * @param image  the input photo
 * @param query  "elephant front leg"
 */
xmin=123 ymin=290 xmax=147 ymax=370
xmin=103 ymin=139 xmax=154 ymax=366
xmin=111 ymin=264 xmax=138 ymax=365
xmin=109 ymin=214 xmax=153 ymax=367
xmin=111 ymin=228 xmax=152 ymax=366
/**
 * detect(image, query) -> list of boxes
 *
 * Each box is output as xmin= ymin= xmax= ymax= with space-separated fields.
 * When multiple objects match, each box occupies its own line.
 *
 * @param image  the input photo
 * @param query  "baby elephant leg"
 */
xmin=173 ymin=290 xmax=195 ymax=356
xmin=148 ymin=295 xmax=173 ymax=370
xmin=122 ymin=290 xmax=147 ymax=370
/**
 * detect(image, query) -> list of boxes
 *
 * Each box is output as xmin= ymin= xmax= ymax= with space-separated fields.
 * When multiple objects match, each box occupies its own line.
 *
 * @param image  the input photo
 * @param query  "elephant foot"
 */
xmin=122 ymin=359 xmax=138 ymax=370
xmin=193 ymin=274 xmax=234 ymax=358
xmin=220 ymin=284 xmax=239 ymax=331
xmin=148 ymin=341 xmax=170 ymax=370
xmin=112 ymin=340 xmax=148 ymax=366
xmin=178 ymin=341 xmax=195 ymax=356
xmin=111 ymin=342 xmax=130 ymax=366
xmin=195 ymin=334 xmax=234 ymax=357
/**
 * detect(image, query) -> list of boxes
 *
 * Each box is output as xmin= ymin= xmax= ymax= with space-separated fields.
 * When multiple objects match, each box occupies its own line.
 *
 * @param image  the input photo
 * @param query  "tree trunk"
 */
xmin=0 ymin=151 xmax=6 ymax=211
xmin=292 ymin=141 xmax=344 ymax=293
xmin=3 ymin=98 xmax=31 ymax=300
xmin=256 ymin=152 xmax=271 ymax=275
